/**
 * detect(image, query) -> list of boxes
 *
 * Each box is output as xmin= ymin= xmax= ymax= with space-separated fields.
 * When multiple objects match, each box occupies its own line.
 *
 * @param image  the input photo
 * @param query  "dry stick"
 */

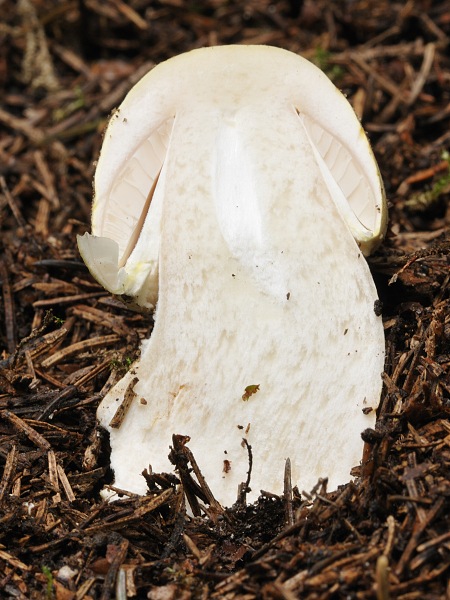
xmin=100 ymin=537 xmax=129 ymax=600
xmin=71 ymin=304 xmax=132 ymax=336
xmin=183 ymin=443 xmax=224 ymax=516
xmin=378 ymin=80 xmax=410 ymax=124
xmin=0 ymin=549 xmax=30 ymax=572
xmin=24 ymin=349 xmax=40 ymax=388
xmin=183 ymin=533 xmax=202 ymax=560
xmin=351 ymin=54 xmax=400 ymax=98
xmin=416 ymin=530 xmax=450 ymax=554
xmin=359 ymin=25 xmax=402 ymax=49
xmin=376 ymin=555 xmax=391 ymax=600
xmin=401 ymin=340 xmax=425 ymax=395
xmin=392 ymin=250 xmax=450 ymax=281
xmin=2 ymin=410 xmax=51 ymax=451
xmin=109 ymin=0 xmax=148 ymax=29
xmin=169 ymin=435 xmax=226 ymax=519
xmin=407 ymin=42 xmax=436 ymax=106
xmin=0 ymin=176 xmax=28 ymax=230
xmin=307 ymin=548 xmax=380 ymax=587
xmin=251 ymin=516 xmax=310 ymax=561
xmin=334 ymin=39 xmax=426 ymax=62
xmin=264 ymin=582 xmax=298 ymax=600
xmin=395 ymin=497 xmax=445 ymax=576
xmin=0 ymin=444 xmax=18 ymax=504
xmin=306 ymin=544 xmax=362 ymax=578
xmin=432 ymin=272 xmax=450 ymax=307
xmin=74 ymin=579 xmax=96 ymax=599
xmin=402 ymin=159 xmax=449 ymax=186
xmin=404 ymin=453 xmax=428 ymax=524
xmin=0 ymin=259 xmax=16 ymax=353
xmin=28 ymin=534 xmax=81 ymax=554
xmin=283 ymin=457 xmax=294 ymax=527
xmin=83 ymin=489 xmax=174 ymax=533
xmin=109 ymin=377 xmax=138 ymax=428
xmin=237 ymin=438 xmax=253 ymax=505
xmin=5 ymin=310 xmax=59 ymax=369
xmin=161 ymin=490 xmax=186 ymax=560
xmin=18 ymin=0 xmax=59 ymax=91
xmin=34 ymin=368 xmax=66 ymax=389
xmin=72 ymin=358 xmax=111 ymax=388
xmin=57 ymin=464 xmax=76 ymax=502
xmin=419 ymin=12 xmax=449 ymax=41
xmin=34 ymin=150 xmax=59 ymax=209
xmin=48 ymin=449 xmax=60 ymax=492
xmin=0 ymin=107 xmax=45 ymax=144
xmin=37 ymin=384 xmax=79 ymax=420
xmin=40 ymin=334 xmax=120 ymax=368
xmin=51 ymin=41 xmax=91 ymax=76
xmin=383 ymin=515 xmax=397 ymax=558
xmin=33 ymin=291 xmax=106 ymax=308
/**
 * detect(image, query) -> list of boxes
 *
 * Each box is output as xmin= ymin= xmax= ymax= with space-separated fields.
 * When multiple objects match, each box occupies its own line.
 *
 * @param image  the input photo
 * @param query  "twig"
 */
xmin=407 ymin=43 xmax=436 ymax=106
xmin=0 ymin=444 xmax=18 ymax=504
xmin=2 ymin=410 xmax=51 ymax=450
xmin=283 ymin=457 xmax=294 ymax=527
xmin=376 ymin=555 xmax=391 ymax=600
xmin=0 ymin=258 xmax=17 ymax=353
xmin=0 ymin=176 xmax=28 ymax=229
xmin=237 ymin=438 xmax=253 ymax=505
xmin=40 ymin=334 xmax=120 ymax=368
xmin=99 ymin=537 xmax=129 ymax=600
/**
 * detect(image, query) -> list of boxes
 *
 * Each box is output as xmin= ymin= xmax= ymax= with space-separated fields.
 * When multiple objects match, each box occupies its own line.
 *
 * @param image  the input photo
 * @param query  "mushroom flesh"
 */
xmin=78 ymin=45 xmax=387 ymax=507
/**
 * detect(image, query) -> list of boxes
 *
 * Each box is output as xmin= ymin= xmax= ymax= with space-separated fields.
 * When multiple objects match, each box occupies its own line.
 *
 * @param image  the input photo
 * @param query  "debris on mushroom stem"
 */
xmin=77 ymin=45 xmax=387 ymax=507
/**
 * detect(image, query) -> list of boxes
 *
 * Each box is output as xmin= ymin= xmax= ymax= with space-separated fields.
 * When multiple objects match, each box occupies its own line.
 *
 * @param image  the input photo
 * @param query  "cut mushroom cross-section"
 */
xmin=78 ymin=45 xmax=387 ymax=507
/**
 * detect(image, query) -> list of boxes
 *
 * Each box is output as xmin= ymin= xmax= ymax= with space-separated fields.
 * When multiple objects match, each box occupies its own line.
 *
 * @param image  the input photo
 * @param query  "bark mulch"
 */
xmin=0 ymin=1 xmax=449 ymax=598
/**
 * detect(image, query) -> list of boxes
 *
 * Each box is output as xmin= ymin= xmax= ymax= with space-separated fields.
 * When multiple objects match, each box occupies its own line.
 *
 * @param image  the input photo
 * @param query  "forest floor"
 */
xmin=0 ymin=1 xmax=449 ymax=598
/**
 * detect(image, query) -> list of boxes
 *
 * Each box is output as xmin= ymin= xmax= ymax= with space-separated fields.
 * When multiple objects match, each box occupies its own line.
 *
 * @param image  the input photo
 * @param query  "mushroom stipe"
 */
xmin=78 ymin=45 xmax=387 ymax=507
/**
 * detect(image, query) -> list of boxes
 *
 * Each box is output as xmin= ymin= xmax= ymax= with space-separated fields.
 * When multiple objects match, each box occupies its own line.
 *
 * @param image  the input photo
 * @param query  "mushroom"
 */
xmin=78 ymin=45 xmax=387 ymax=507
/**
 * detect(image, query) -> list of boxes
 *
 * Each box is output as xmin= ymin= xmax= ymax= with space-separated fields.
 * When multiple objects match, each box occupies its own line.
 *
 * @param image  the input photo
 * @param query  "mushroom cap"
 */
xmin=78 ymin=45 xmax=387 ymax=310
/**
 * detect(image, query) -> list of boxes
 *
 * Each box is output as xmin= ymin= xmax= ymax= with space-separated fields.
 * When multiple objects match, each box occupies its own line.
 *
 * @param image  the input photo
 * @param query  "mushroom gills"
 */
xmin=118 ymin=169 xmax=161 ymax=269
xmin=299 ymin=112 xmax=380 ymax=251
xmin=78 ymin=118 xmax=174 ymax=308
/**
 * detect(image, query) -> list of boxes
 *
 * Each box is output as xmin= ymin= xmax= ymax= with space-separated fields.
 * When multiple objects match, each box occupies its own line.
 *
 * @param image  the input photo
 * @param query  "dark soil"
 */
xmin=1 ymin=1 xmax=449 ymax=598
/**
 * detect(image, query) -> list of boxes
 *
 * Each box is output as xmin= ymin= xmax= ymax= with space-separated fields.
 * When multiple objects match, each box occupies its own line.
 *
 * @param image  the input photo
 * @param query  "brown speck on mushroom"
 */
xmin=242 ymin=384 xmax=260 ymax=401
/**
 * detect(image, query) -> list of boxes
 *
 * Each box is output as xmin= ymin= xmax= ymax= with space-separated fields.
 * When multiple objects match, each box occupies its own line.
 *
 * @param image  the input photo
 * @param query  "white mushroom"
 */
xmin=78 ymin=45 xmax=387 ymax=507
